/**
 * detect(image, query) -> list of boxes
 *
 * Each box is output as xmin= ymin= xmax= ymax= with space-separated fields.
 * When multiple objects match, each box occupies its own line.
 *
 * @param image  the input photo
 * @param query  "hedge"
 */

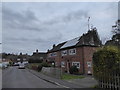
xmin=93 ymin=46 xmax=120 ymax=79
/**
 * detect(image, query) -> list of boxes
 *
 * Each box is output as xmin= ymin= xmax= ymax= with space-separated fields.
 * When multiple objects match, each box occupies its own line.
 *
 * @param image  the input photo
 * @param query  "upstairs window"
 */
xmin=49 ymin=52 xmax=57 ymax=57
xmin=61 ymin=50 xmax=67 ymax=56
xmin=69 ymin=48 xmax=76 ymax=55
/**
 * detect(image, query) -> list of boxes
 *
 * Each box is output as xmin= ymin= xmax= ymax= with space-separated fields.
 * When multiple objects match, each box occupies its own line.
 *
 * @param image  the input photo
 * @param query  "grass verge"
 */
xmin=61 ymin=73 xmax=85 ymax=80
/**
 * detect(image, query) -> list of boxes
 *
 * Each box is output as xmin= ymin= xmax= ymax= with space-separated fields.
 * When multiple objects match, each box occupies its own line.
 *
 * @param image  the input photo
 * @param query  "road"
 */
xmin=2 ymin=67 xmax=63 ymax=88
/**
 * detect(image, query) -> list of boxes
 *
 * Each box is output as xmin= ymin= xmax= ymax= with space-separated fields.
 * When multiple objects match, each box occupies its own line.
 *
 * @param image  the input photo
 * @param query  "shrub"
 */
xmin=41 ymin=62 xmax=51 ymax=67
xmin=69 ymin=66 xmax=79 ymax=74
xmin=93 ymin=46 xmax=120 ymax=79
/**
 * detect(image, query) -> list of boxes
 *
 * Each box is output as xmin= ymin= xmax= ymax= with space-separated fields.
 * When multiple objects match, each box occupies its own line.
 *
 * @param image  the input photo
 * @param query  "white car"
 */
xmin=18 ymin=63 xmax=25 ymax=69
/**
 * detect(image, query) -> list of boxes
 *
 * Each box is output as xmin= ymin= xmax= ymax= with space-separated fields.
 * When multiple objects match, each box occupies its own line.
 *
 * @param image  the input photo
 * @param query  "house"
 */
xmin=105 ymin=20 xmax=120 ymax=48
xmin=47 ymin=27 xmax=102 ymax=74
xmin=29 ymin=49 xmax=47 ymax=63
xmin=105 ymin=34 xmax=120 ymax=48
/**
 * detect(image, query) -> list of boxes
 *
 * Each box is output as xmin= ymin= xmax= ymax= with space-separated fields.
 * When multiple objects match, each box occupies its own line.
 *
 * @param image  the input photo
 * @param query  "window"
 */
xmin=72 ymin=62 xmax=80 ymax=69
xmin=40 ymin=57 xmax=43 ymax=59
xmin=61 ymin=61 xmax=65 ymax=67
xmin=69 ymin=48 xmax=76 ymax=55
xmin=61 ymin=50 xmax=67 ymax=56
xmin=87 ymin=62 xmax=92 ymax=67
xmin=23 ymin=58 xmax=26 ymax=61
xmin=53 ymin=52 xmax=57 ymax=56
xmin=49 ymin=52 xmax=57 ymax=57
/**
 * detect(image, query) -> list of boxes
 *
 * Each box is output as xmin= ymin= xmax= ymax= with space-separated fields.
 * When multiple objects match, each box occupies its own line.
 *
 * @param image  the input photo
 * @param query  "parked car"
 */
xmin=13 ymin=63 xmax=19 ymax=66
xmin=1 ymin=63 xmax=8 ymax=69
xmin=18 ymin=63 xmax=25 ymax=69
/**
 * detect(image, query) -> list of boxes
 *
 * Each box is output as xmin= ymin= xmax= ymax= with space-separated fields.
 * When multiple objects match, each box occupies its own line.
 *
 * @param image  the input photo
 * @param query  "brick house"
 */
xmin=47 ymin=28 xmax=102 ymax=74
xmin=29 ymin=49 xmax=47 ymax=63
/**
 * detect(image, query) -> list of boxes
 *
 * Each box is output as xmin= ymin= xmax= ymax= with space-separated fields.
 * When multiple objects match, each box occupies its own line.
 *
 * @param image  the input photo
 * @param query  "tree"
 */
xmin=112 ymin=20 xmax=120 ymax=34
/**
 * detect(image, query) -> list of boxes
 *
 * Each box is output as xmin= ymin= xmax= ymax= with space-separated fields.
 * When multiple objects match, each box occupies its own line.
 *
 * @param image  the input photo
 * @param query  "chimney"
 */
xmin=47 ymin=49 xmax=49 ymax=52
xmin=53 ymin=44 xmax=56 ymax=48
xmin=36 ymin=49 xmax=38 ymax=53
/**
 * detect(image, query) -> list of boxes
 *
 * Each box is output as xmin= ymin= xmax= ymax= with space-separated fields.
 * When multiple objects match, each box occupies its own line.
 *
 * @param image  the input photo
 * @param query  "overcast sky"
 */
xmin=2 ymin=2 xmax=118 ymax=55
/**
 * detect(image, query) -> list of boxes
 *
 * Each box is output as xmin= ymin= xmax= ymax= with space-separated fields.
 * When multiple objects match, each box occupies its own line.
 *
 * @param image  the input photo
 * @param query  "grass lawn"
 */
xmin=61 ymin=73 xmax=85 ymax=80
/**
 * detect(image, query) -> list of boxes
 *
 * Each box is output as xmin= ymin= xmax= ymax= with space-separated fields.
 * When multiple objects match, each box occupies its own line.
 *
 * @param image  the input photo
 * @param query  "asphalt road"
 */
xmin=2 ymin=67 xmax=63 ymax=88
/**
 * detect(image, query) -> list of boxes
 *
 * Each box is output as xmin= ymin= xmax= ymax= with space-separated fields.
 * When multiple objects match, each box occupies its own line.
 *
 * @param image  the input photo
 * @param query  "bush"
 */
xmin=37 ymin=64 xmax=43 ymax=72
xmin=69 ymin=66 xmax=79 ymax=74
xmin=93 ymin=46 xmax=120 ymax=79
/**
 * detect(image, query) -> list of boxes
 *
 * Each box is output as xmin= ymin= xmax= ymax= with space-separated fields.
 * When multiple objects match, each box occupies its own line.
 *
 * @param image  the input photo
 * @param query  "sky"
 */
xmin=1 ymin=2 xmax=118 ymax=55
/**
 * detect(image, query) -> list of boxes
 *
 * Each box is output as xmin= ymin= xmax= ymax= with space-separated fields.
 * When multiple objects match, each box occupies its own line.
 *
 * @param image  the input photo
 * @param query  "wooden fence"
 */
xmin=98 ymin=73 xmax=120 ymax=90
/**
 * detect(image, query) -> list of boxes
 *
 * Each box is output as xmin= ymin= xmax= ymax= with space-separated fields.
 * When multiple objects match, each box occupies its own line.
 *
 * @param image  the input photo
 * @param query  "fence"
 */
xmin=98 ymin=72 xmax=120 ymax=90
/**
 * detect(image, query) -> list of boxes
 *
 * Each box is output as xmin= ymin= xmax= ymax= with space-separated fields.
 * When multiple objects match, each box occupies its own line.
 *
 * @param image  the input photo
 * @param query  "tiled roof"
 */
xmin=48 ymin=28 xmax=102 ymax=53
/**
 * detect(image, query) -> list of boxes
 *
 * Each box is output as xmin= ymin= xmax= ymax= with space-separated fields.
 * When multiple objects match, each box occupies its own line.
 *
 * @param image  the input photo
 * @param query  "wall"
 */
xmin=83 ymin=46 xmax=97 ymax=74
xmin=41 ymin=67 xmax=62 ymax=79
xmin=47 ymin=46 xmax=99 ymax=75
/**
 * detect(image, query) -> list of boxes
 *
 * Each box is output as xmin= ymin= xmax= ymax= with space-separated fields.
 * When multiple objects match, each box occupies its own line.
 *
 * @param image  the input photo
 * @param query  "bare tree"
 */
xmin=112 ymin=20 xmax=120 ymax=34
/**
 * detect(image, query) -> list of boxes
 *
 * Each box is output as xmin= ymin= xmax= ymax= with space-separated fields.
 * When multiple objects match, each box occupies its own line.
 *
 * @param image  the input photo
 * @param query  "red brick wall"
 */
xmin=47 ymin=46 xmax=98 ymax=74
xmin=82 ymin=46 xmax=97 ymax=74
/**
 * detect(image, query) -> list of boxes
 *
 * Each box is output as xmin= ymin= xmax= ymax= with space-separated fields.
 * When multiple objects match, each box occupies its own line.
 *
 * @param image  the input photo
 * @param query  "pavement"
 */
xmin=66 ymin=76 xmax=98 ymax=88
xmin=28 ymin=69 xmax=82 ymax=88
xmin=28 ymin=69 xmax=98 ymax=88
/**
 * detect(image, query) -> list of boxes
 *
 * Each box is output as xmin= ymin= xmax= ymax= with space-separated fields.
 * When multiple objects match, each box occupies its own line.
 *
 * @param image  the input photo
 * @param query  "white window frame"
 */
xmin=49 ymin=52 xmax=57 ymax=57
xmin=72 ymin=62 xmax=80 ymax=69
xmin=61 ymin=50 xmax=67 ymax=56
xmin=69 ymin=48 xmax=76 ymax=55
xmin=61 ymin=61 xmax=65 ymax=67
xmin=53 ymin=52 xmax=57 ymax=56
xmin=87 ymin=61 xmax=92 ymax=67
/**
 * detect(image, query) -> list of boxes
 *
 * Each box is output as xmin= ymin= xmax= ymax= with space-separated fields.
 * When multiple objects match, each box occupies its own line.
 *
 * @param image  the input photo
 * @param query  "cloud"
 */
xmin=2 ymin=7 xmax=44 ymax=31
xmin=43 ymin=10 xmax=89 ymax=25
xmin=2 ymin=2 xmax=117 ymax=54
